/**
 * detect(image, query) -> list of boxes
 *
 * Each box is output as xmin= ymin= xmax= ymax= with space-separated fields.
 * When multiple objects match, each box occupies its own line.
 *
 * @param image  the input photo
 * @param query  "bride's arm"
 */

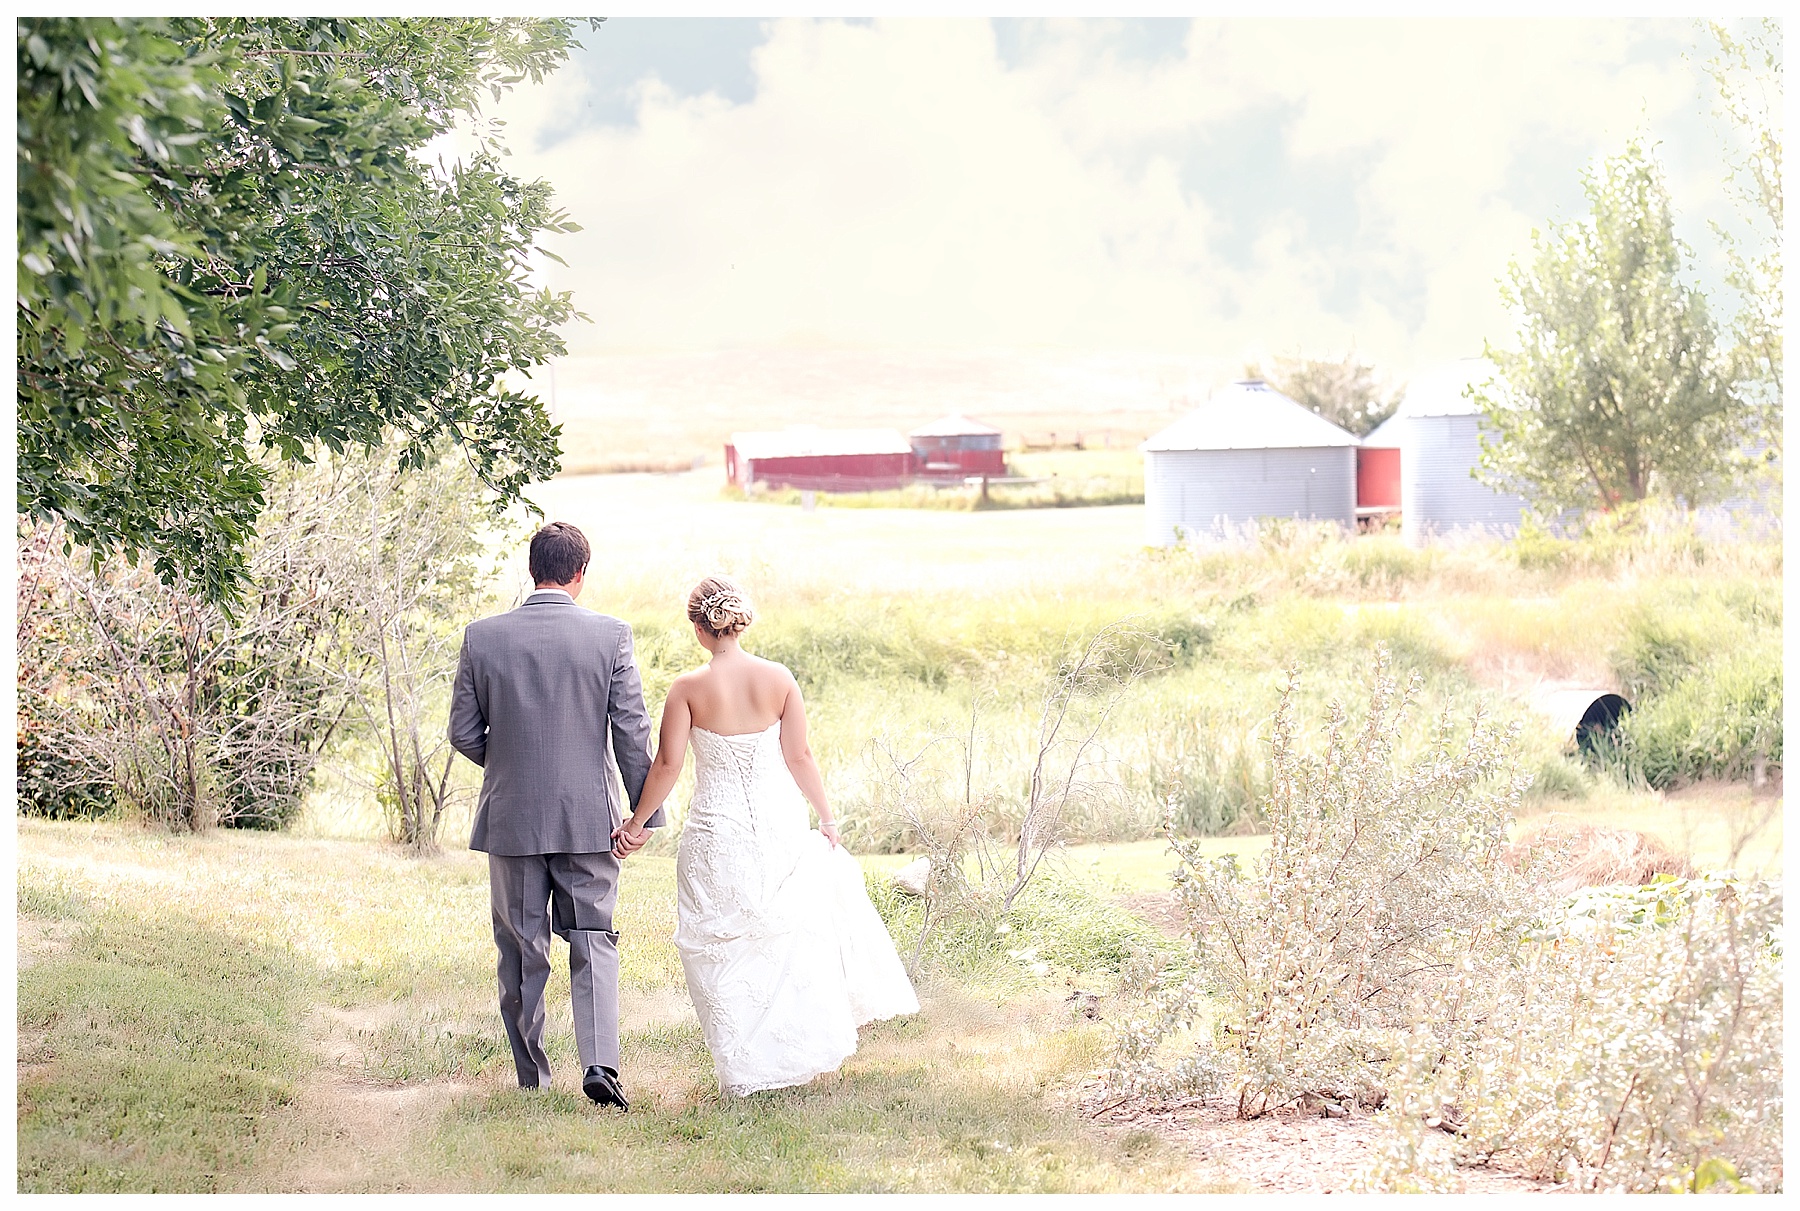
xmin=777 ymin=675 xmax=839 ymax=847
xmin=614 ymin=682 xmax=692 ymax=855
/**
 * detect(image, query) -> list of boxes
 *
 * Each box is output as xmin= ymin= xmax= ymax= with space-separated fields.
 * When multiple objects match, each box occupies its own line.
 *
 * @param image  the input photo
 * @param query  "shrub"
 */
xmin=1105 ymin=648 xmax=1535 ymax=1117
xmin=14 ymin=444 xmax=496 ymax=835
xmin=867 ymin=865 xmax=1168 ymax=983
xmin=22 ymin=533 xmax=340 ymax=831
xmin=1604 ymin=642 xmax=1782 ymax=787
xmin=16 ymin=536 xmax=110 ymax=820
xmin=1523 ymin=754 xmax=1590 ymax=802
xmin=1507 ymin=516 xmax=1575 ymax=571
xmin=1598 ymin=581 xmax=1782 ymax=788
xmin=869 ymin=621 xmax=1163 ymax=968
xmin=1357 ymin=875 xmax=1783 ymax=1193
xmin=15 ymin=731 xmax=111 ymax=821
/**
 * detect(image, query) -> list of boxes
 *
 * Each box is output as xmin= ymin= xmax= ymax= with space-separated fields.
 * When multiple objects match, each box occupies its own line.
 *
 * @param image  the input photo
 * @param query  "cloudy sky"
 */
xmin=447 ymin=17 xmax=1753 ymax=378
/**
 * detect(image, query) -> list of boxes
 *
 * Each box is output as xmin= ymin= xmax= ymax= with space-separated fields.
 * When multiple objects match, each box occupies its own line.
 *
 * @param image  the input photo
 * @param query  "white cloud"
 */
xmin=448 ymin=16 xmax=1736 ymax=377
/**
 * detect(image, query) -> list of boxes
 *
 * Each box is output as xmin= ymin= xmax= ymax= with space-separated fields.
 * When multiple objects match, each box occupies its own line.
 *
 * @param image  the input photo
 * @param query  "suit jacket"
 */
xmin=449 ymin=589 xmax=662 ymax=855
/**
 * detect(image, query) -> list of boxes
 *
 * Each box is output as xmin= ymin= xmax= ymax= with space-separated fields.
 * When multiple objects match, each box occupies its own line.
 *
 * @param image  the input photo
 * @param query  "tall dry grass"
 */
xmin=603 ymin=509 xmax=1778 ymax=851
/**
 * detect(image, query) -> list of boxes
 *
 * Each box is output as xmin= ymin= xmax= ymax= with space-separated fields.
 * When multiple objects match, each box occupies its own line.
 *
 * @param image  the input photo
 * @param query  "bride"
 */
xmin=610 ymin=576 xmax=919 ymax=1096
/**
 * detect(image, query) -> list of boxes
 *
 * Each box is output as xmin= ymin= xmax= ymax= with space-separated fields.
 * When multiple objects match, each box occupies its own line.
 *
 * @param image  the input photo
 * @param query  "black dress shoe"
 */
xmin=583 ymin=1065 xmax=629 ymax=1110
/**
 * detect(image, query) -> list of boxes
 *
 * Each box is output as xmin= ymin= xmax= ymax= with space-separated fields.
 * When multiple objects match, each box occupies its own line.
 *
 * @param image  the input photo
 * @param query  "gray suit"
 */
xmin=448 ymin=588 xmax=664 ymax=1087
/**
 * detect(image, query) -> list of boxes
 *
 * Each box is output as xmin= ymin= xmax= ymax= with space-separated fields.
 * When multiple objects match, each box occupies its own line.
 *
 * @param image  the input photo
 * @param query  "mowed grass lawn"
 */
xmin=17 ymin=819 xmax=1233 ymax=1194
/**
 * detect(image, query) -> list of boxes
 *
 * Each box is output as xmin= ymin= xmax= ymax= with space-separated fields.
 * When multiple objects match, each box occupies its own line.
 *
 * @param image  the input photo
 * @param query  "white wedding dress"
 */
xmin=674 ymin=721 xmax=919 ymax=1096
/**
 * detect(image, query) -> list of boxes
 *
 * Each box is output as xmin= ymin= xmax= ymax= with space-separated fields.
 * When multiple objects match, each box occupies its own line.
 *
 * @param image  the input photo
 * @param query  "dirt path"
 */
xmin=239 ymin=984 xmax=709 ymax=1191
xmin=240 ymin=1072 xmax=478 ymax=1192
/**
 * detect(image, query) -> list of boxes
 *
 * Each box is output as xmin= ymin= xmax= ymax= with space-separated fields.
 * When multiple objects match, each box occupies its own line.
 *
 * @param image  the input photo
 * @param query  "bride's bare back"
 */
xmin=679 ymin=649 xmax=793 ymax=736
xmin=614 ymin=578 xmax=838 ymax=853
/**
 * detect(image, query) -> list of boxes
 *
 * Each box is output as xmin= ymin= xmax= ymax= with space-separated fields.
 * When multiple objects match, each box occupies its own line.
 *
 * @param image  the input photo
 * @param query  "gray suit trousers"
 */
xmin=488 ymin=851 xmax=621 ymax=1087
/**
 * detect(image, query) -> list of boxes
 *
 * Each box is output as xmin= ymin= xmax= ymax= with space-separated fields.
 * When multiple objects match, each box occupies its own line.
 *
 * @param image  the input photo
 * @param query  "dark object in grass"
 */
xmin=1530 ymin=687 xmax=1631 ymax=756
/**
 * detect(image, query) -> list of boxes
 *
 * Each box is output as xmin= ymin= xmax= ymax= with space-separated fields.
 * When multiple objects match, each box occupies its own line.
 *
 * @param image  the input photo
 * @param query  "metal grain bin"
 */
xmin=1142 ymin=380 xmax=1359 ymax=545
xmin=1399 ymin=359 xmax=1530 ymax=547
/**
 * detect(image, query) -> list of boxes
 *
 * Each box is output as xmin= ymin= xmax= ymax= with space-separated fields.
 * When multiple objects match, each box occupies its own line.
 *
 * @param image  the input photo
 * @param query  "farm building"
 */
xmin=1397 ymin=359 xmax=1529 ymax=546
xmin=725 ymin=426 xmax=914 ymax=492
xmin=1357 ymin=412 xmax=1404 ymax=515
xmin=909 ymin=415 xmax=1007 ymax=481
xmin=1140 ymin=380 xmax=1360 ymax=546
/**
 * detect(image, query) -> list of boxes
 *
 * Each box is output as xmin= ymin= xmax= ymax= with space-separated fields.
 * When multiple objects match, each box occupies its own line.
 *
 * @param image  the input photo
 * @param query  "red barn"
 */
xmin=908 ymin=415 xmax=1007 ymax=481
xmin=725 ymin=426 xmax=915 ymax=492
xmin=1356 ymin=413 xmax=1402 ymax=514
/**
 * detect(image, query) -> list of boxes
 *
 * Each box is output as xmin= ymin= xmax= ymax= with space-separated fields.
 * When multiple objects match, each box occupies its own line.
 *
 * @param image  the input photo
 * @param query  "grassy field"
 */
xmin=519 ymin=471 xmax=1782 ymax=856
xmin=18 ymin=820 xmax=1232 ymax=1193
xmin=17 ymin=799 xmax=1775 ymax=1192
xmin=18 ymin=459 xmax=1782 ymax=1192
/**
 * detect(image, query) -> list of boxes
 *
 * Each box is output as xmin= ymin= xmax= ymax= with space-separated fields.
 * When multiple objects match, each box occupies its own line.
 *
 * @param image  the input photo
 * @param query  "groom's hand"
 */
xmin=612 ymin=821 xmax=648 ymax=860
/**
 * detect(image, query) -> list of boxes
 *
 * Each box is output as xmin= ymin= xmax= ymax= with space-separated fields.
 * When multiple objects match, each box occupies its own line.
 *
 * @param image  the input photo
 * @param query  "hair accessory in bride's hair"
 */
xmin=688 ymin=577 xmax=755 ymax=636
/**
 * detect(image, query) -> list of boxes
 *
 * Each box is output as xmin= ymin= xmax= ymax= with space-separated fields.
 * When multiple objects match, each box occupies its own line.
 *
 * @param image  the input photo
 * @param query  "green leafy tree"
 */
xmin=1701 ymin=18 xmax=1781 ymax=473
xmin=17 ymin=17 xmax=591 ymax=601
xmin=1472 ymin=139 xmax=1738 ymax=511
xmin=1256 ymin=350 xmax=1400 ymax=437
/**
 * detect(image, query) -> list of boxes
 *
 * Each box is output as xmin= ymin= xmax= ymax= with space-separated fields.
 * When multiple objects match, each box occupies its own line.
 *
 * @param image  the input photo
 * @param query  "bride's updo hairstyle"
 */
xmin=687 ymin=575 xmax=756 ymax=638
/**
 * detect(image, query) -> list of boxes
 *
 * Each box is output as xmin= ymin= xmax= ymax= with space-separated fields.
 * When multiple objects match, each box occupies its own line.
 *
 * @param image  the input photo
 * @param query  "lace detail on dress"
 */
xmin=674 ymin=721 xmax=919 ymax=1097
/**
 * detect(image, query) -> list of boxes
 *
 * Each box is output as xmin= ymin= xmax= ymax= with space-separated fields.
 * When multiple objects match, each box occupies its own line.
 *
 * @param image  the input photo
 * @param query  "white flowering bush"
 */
xmin=1106 ymin=648 xmax=1538 ymax=1117
xmin=1356 ymin=874 xmax=1784 ymax=1193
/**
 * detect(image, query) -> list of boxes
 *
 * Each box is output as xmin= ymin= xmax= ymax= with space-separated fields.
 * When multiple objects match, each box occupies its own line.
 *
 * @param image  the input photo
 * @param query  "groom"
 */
xmin=448 ymin=520 xmax=662 ymax=1109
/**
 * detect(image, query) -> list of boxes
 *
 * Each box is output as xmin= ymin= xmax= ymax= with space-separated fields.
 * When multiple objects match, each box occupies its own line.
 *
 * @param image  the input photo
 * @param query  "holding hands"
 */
xmin=613 ymin=819 xmax=649 ymax=860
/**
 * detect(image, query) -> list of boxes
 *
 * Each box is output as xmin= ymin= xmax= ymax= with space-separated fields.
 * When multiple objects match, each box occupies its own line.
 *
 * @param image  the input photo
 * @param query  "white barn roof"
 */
xmin=730 ymin=426 xmax=912 ymax=461
xmin=1398 ymin=358 xmax=1500 ymax=418
xmin=1140 ymin=380 xmax=1360 ymax=452
xmin=1362 ymin=412 xmax=1405 ymax=447
xmin=909 ymin=414 xmax=1002 ymax=438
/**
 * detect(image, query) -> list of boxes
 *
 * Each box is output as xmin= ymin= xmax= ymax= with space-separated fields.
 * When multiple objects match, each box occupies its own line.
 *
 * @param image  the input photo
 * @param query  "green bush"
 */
xmin=1602 ymin=582 xmax=1782 ymax=787
xmin=1509 ymin=517 xmax=1577 ymax=571
xmin=866 ymin=868 xmax=1168 ymax=982
xmin=1607 ymin=644 xmax=1782 ymax=787
xmin=1525 ymin=754 xmax=1591 ymax=802
xmin=1609 ymin=580 xmax=1777 ymax=699
xmin=15 ymin=732 xmax=111 ymax=821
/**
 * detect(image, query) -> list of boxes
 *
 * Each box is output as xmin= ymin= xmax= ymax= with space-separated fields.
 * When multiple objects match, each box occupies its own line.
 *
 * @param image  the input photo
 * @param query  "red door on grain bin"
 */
xmin=1357 ymin=446 xmax=1400 ymax=510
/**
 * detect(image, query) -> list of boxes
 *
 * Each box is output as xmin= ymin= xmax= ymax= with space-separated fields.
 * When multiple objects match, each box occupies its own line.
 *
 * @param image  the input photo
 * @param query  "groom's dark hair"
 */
xmin=529 ymin=522 xmax=590 ymax=586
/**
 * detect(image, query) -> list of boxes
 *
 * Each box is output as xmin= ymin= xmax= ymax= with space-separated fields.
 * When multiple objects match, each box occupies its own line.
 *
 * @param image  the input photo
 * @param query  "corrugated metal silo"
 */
xmin=1399 ymin=359 xmax=1530 ymax=547
xmin=1140 ymin=380 xmax=1360 ymax=546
